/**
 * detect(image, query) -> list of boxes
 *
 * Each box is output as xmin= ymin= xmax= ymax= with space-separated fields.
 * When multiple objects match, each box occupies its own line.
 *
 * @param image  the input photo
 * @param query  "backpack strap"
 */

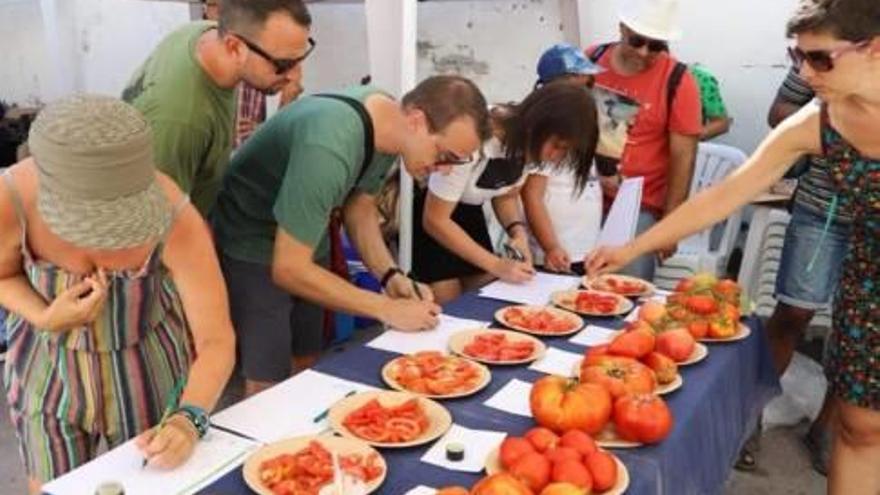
xmin=666 ymin=62 xmax=688 ymax=118
xmin=314 ymin=94 xmax=375 ymax=185
xmin=588 ymin=43 xmax=613 ymax=63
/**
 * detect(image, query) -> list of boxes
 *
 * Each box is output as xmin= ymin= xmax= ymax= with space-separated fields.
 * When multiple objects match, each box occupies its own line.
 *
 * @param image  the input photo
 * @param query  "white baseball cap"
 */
xmin=618 ymin=0 xmax=682 ymax=41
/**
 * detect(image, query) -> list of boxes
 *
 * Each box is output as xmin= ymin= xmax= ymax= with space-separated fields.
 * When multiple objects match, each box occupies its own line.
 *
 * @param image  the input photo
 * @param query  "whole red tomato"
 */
xmin=585 ymin=450 xmax=618 ymax=492
xmin=655 ymin=328 xmax=696 ymax=362
xmin=524 ymin=427 xmax=559 ymax=453
xmin=608 ymin=328 xmax=655 ymax=359
xmin=500 ymin=436 xmax=536 ymax=469
xmin=530 ymin=376 xmax=612 ymax=435
xmin=559 ymin=429 xmax=597 ymax=457
xmin=471 ymin=473 xmax=535 ymax=495
xmin=509 ymin=452 xmax=552 ymax=492
xmin=579 ymin=356 xmax=656 ymax=398
xmin=613 ymin=394 xmax=674 ymax=444
xmin=641 ymin=351 xmax=678 ymax=384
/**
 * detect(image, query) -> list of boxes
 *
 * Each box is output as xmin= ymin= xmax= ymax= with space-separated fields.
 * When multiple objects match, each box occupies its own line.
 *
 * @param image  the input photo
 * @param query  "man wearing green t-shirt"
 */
xmin=213 ymin=76 xmax=491 ymax=395
xmin=123 ymin=0 xmax=313 ymax=215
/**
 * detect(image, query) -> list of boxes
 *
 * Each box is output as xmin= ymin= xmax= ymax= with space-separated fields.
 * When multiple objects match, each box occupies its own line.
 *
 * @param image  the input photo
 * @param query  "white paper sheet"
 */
xmin=367 ymin=314 xmax=489 ymax=354
xmin=420 ymin=424 xmax=507 ymax=473
xmin=597 ymin=177 xmax=643 ymax=247
xmin=478 ymin=272 xmax=581 ymax=306
xmin=569 ymin=325 xmax=621 ymax=347
xmin=483 ymin=378 xmax=533 ymax=417
xmin=211 ymin=369 xmax=377 ymax=443
xmin=528 ymin=347 xmax=583 ymax=377
xmin=43 ymin=428 xmax=257 ymax=495
xmin=404 ymin=486 xmax=437 ymax=495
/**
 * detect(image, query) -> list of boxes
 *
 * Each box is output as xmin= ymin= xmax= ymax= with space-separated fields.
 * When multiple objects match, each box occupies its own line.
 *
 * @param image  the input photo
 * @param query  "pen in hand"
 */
xmin=141 ymin=376 xmax=187 ymax=468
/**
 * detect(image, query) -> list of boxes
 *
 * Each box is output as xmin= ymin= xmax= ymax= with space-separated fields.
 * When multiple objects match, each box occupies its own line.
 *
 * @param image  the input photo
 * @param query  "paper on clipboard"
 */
xmin=597 ymin=177 xmax=643 ymax=247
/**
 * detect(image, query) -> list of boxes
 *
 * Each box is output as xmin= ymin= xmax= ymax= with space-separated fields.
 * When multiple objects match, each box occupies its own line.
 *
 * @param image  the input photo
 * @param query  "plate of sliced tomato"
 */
xmin=584 ymin=274 xmax=656 ymax=298
xmin=381 ymin=351 xmax=491 ymax=399
xmin=493 ymin=305 xmax=584 ymax=336
xmin=551 ymin=290 xmax=634 ymax=317
xmin=243 ymin=435 xmax=386 ymax=495
xmin=329 ymin=391 xmax=452 ymax=449
xmin=448 ymin=328 xmax=547 ymax=365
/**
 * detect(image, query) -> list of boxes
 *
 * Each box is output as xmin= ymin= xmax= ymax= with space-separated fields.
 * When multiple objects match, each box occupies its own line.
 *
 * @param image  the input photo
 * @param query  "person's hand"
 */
xmin=39 ymin=269 xmax=108 ymax=332
xmin=507 ymin=235 xmax=533 ymax=266
xmin=599 ymin=174 xmax=622 ymax=197
xmin=544 ymin=247 xmax=572 ymax=273
xmin=584 ymin=245 xmax=637 ymax=277
xmin=656 ymin=243 xmax=677 ymax=262
xmin=236 ymin=118 xmax=259 ymax=142
xmin=381 ymin=298 xmax=441 ymax=332
xmin=492 ymin=257 xmax=535 ymax=284
xmin=135 ymin=414 xmax=199 ymax=469
xmin=385 ymin=274 xmax=435 ymax=302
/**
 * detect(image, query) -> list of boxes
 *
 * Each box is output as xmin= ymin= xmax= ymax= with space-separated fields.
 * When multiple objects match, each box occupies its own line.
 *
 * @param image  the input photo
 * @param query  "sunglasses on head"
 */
xmin=626 ymin=33 xmax=668 ymax=52
xmin=787 ymin=40 xmax=869 ymax=73
xmin=234 ymin=34 xmax=316 ymax=74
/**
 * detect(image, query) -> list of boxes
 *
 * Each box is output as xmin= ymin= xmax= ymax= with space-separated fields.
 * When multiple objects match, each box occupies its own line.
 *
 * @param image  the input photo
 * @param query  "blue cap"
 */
xmin=536 ymin=43 xmax=604 ymax=85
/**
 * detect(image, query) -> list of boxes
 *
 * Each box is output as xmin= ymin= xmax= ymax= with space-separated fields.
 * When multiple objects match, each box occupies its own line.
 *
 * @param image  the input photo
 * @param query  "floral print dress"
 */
xmin=820 ymin=106 xmax=880 ymax=410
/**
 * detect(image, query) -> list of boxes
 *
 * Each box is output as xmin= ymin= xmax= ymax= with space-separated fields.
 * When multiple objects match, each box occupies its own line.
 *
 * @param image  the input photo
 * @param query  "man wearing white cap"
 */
xmin=584 ymin=0 xmax=702 ymax=280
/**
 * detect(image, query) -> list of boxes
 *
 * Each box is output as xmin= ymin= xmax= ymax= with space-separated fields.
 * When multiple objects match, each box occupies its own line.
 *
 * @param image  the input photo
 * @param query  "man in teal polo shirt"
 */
xmin=213 ymin=75 xmax=492 ymax=395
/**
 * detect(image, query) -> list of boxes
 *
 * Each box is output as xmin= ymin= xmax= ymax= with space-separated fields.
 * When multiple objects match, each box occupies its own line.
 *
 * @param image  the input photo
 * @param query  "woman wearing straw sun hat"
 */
xmin=0 ymin=94 xmax=234 ymax=492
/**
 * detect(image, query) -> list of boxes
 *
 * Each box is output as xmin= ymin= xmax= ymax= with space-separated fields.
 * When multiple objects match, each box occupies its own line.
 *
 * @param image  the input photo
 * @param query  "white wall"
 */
xmin=0 ymin=0 xmax=53 ymax=105
xmin=1 ymin=0 xmax=800 ymax=153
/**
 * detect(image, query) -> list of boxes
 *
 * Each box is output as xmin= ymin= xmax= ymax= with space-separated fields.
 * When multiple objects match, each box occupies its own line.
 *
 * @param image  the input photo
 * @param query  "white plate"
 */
xmin=584 ymin=274 xmax=656 ymax=298
xmin=551 ymin=290 xmax=635 ymax=317
xmin=700 ymin=323 xmax=751 ymax=343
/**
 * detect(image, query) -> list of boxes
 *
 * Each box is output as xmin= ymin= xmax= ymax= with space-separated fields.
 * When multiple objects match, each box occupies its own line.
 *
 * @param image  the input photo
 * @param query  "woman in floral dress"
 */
xmin=586 ymin=1 xmax=880 ymax=493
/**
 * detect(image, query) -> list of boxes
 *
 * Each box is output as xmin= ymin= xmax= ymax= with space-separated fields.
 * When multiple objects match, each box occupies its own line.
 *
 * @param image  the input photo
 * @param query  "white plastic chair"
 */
xmin=652 ymin=142 xmax=748 ymax=290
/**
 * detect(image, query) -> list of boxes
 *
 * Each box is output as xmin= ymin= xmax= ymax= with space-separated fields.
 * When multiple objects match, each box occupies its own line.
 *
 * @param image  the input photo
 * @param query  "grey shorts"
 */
xmin=221 ymin=254 xmax=326 ymax=382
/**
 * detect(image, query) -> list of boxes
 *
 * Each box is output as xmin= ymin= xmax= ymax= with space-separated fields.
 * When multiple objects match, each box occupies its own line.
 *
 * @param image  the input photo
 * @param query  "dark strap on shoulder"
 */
xmin=314 ymin=94 xmax=375 ymax=185
xmin=588 ymin=43 xmax=613 ymax=63
xmin=666 ymin=62 xmax=688 ymax=118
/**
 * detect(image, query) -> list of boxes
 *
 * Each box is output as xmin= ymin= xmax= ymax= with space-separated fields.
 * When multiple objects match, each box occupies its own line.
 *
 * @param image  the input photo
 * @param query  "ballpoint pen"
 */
xmin=142 ymin=376 xmax=187 ymax=468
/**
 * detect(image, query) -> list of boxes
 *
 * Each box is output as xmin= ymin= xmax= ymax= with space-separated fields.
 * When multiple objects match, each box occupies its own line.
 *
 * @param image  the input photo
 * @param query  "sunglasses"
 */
xmin=787 ymin=41 xmax=869 ymax=73
xmin=235 ymin=34 xmax=316 ymax=74
xmin=625 ymin=33 xmax=668 ymax=53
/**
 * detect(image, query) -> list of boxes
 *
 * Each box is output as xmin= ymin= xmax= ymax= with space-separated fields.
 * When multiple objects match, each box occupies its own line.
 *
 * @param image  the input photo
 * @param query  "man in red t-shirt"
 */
xmin=586 ymin=0 xmax=702 ymax=280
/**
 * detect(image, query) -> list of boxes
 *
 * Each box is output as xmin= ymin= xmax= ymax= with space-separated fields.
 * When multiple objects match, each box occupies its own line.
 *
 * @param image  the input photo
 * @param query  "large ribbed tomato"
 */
xmin=529 ymin=376 xmax=611 ymax=435
xmin=471 ymin=473 xmax=534 ymax=495
xmin=613 ymin=393 xmax=673 ymax=444
xmin=579 ymin=355 xmax=656 ymax=398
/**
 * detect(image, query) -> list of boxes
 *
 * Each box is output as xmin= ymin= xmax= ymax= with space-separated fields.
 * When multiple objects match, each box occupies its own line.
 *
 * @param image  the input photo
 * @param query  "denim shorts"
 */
xmin=775 ymin=203 xmax=850 ymax=309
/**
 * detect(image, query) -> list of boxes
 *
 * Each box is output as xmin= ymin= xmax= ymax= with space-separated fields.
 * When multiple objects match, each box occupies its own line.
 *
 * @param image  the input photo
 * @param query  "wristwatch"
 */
xmin=176 ymin=404 xmax=209 ymax=439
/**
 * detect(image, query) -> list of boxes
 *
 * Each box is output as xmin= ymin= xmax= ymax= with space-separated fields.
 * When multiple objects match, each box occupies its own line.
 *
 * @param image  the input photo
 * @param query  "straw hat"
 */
xmin=28 ymin=94 xmax=171 ymax=250
xmin=618 ymin=0 xmax=682 ymax=41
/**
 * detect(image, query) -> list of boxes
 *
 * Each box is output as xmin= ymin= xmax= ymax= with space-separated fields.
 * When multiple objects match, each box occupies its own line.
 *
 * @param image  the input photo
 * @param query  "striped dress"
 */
xmin=2 ymin=172 xmax=193 ymax=482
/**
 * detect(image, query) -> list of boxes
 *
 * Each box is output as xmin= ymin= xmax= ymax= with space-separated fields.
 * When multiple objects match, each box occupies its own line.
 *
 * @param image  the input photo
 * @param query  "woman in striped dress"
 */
xmin=0 ymin=95 xmax=235 ymax=493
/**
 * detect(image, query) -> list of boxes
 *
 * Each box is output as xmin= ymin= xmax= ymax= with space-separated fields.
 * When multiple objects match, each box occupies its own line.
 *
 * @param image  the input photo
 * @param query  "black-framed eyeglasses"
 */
xmin=625 ymin=33 xmax=668 ymax=53
xmin=787 ymin=41 xmax=869 ymax=73
xmin=435 ymin=149 xmax=473 ymax=166
xmin=234 ymin=33 xmax=316 ymax=74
